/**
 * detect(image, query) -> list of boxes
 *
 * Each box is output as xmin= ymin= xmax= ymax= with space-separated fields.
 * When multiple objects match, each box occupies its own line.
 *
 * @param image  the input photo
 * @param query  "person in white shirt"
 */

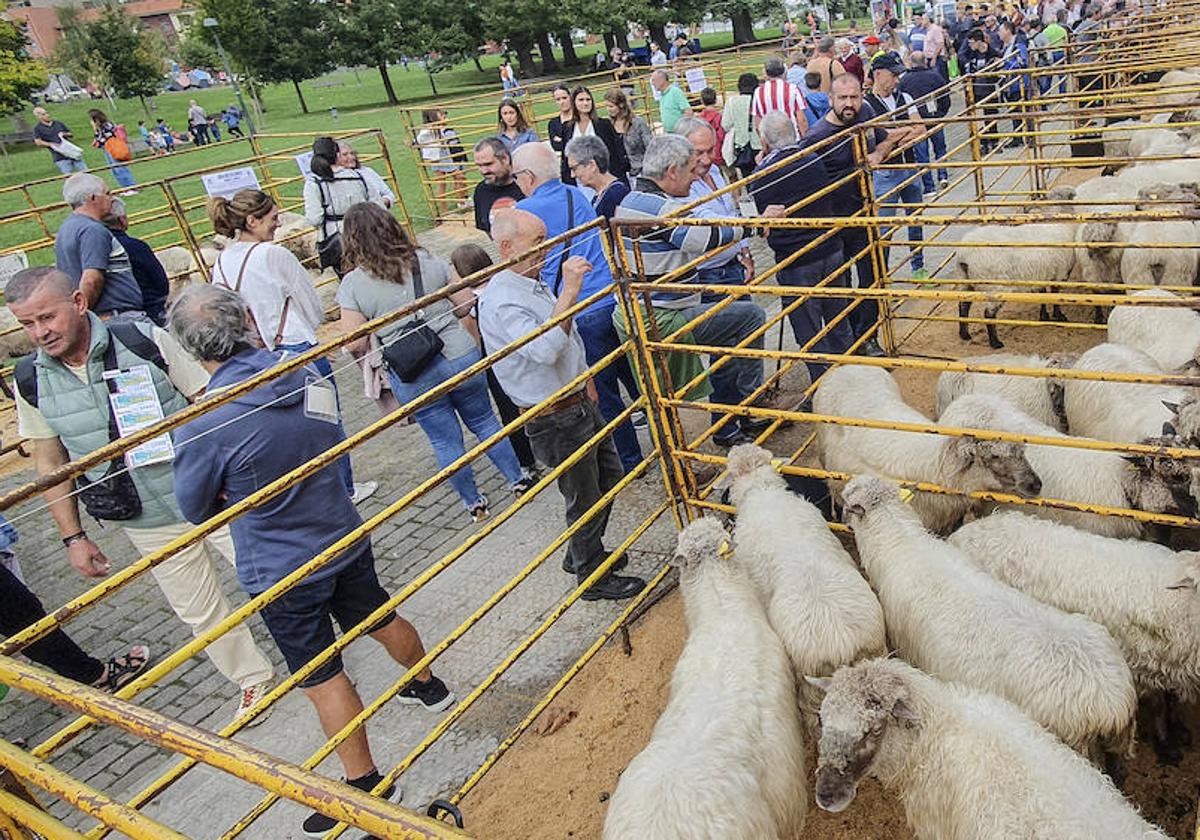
xmin=208 ymin=188 xmax=377 ymax=504
xmin=649 ymin=41 xmax=668 ymax=65
xmin=336 ymin=141 xmax=397 ymax=209
xmin=302 ymin=136 xmax=386 ymax=277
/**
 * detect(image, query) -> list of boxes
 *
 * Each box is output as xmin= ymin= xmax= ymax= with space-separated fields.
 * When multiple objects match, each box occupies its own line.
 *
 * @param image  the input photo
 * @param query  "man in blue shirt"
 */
xmin=512 ymin=142 xmax=644 ymax=474
xmin=54 ymin=173 xmax=145 ymax=320
xmin=103 ymin=198 xmax=169 ymax=326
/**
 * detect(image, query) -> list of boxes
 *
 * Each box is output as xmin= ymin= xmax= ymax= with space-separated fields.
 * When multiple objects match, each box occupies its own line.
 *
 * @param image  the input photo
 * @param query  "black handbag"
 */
xmin=314 ymin=172 xmax=368 ymax=274
xmin=382 ymin=256 xmax=444 ymax=383
xmin=78 ymin=335 xmax=144 ymax=521
xmin=732 ymin=99 xmax=757 ymax=176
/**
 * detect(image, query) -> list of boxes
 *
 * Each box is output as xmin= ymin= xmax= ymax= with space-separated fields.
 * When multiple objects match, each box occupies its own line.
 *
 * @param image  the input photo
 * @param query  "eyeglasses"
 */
xmin=567 ymin=161 xmax=590 ymax=174
xmin=512 ymin=168 xmax=532 ymax=180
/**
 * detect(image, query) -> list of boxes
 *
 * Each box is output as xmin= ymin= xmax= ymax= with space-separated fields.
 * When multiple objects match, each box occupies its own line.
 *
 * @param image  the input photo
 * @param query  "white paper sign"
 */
xmin=104 ymin=365 xmax=175 ymax=468
xmin=685 ymin=67 xmax=708 ymax=93
xmin=201 ymin=167 xmax=261 ymax=200
xmin=0 ymin=250 xmax=29 ymax=292
xmin=295 ymin=152 xmax=314 ymax=178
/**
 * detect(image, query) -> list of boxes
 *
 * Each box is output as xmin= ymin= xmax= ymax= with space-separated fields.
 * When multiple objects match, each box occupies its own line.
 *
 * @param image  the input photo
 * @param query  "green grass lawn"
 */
xmin=0 ymin=28 xmax=791 ymax=260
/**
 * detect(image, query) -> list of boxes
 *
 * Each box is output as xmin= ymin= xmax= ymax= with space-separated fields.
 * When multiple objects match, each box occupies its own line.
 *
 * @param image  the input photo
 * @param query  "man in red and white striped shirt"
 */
xmin=751 ymin=55 xmax=810 ymax=135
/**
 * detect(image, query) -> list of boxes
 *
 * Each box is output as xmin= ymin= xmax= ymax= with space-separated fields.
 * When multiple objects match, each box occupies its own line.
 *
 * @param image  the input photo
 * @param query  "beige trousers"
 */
xmin=123 ymin=522 xmax=274 ymax=690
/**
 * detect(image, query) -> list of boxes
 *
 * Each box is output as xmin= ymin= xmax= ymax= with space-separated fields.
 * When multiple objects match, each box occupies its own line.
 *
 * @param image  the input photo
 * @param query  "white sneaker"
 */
xmin=119 ymin=188 xmax=140 ymax=196
xmin=350 ymin=481 xmax=379 ymax=504
xmin=233 ymin=679 xmax=273 ymax=729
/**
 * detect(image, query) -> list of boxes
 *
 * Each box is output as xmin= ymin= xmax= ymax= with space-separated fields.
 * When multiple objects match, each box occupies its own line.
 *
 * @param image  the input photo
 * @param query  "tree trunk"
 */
xmin=537 ymin=31 xmax=559 ymax=73
xmin=292 ymin=78 xmax=308 ymax=113
xmin=378 ymin=62 xmax=398 ymax=105
xmin=514 ymin=41 xmax=537 ymax=78
xmin=473 ymin=54 xmax=484 ymax=72
xmin=730 ymin=9 xmax=757 ymax=44
xmin=648 ymin=23 xmax=668 ymax=48
xmin=426 ymin=67 xmax=439 ymax=96
xmin=615 ymin=28 xmax=630 ymax=50
xmin=603 ymin=32 xmax=615 ymax=52
xmin=139 ymin=95 xmax=151 ymax=119
xmin=558 ymin=30 xmax=579 ymax=65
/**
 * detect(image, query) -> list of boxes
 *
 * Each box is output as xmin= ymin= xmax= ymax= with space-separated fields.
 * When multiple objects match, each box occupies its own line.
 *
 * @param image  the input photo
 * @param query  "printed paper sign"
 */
xmin=200 ymin=167 xmax=261 ymax=200
xmin=0 ymin=251 xmax=29 ymax=292
xmin=104 ymin=365 xmax=175 ymax=468
xmin=295 ymin=152 xmax=314 ymax=178
xmin=685 ymin=67 xmax=708 ymax=93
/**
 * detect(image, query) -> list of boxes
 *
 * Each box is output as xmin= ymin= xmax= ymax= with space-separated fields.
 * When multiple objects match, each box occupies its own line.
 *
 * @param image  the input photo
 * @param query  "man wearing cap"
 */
xmin=864 ymin=53 xmax=929 ymax=282
xmin=861 ymin=34 xmax=885 ymax=62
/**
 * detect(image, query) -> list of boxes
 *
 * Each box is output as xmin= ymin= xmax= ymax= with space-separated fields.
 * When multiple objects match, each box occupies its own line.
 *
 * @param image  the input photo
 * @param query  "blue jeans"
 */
xmin=103 ymin=150 xmax=136 ymax=188
xmin=680 ymin=298 xmax=765 ymax=438
xmin=387 ymin=349 xmax=525 ymax=510
xmin=776 ymin=246 xmax=857 ymax=382
xmin=575 ymin=304 xmax=643 ymax=473
xmin=913 ymin=128 xmax=948 ymax=192
xmin=278 ymin=342 xmax=355 ymax=495
xmin=54 ymin=158 xmax=87 ymax=176
xmin=697 ymin=260 xmax=747 ymax=302
xmin=873 ymin=170 xmax=924 ymax=272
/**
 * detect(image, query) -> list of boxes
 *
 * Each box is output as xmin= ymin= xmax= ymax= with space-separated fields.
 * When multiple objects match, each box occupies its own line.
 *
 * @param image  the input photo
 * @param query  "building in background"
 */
xmin=5 ymin=0 xmax=197 ymax=60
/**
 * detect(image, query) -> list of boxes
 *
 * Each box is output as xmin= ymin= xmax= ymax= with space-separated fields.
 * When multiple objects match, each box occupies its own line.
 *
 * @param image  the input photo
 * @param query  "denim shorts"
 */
xmin=258 ymin=544 xmax=394 ymax=688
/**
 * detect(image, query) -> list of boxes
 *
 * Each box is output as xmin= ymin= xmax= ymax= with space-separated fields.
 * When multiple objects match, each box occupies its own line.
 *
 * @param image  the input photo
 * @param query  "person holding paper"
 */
xmin=5 ymin=266 xmax=276 ymax=729
xmin=32 ymin=106 xmax=87 ymax=176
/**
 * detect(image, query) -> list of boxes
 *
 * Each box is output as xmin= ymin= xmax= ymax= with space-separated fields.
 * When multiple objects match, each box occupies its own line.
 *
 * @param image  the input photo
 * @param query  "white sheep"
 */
xmin=275 ymin=212 xmax=319 ymax=265
xmin=953 ymin=187 xmax=1078 ymax=349
xmin=1063 ymin=342 xmax=1193 ymax=443
xmin=841 ymin=475 xmax=1138 ymax=769
xmin=1072 ymin=176 xmax=1140 ymax=289
xmin=1129 ymin=127 xmax=1189 ymax=159
xmin=602 ymin=518 xmax=806 ymax=840
xmin=811 ymin=658 xmax=1169 ymax=839
xmin=721 ymin=444 xmax=885 ymax=730
xmin=814 ymin=365 xmax=1042 ymax=534
xmin=934 ymin=351 xmax=1072 ymax=430
xmin=950 ymin=511 xmax=1200 ymax=763
xmin=1108 ymin=288 xmax=1200 ymax=372
xmin=0 ymin=308 xmax=33 ymax=358
xmin=1118 ymin=219 xmax=1200 ymax=287
xmin=1153 ymin=69 xmax=1200 ymax=109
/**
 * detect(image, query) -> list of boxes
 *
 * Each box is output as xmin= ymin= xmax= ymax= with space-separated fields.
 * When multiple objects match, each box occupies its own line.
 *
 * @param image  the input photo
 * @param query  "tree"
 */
xmin=708 ymin=0 xmax=777 ymax=43
xmin=54 ymin=4 xmax=164 ymax=114
xmin=177 ymin=25 xmax=221 ymax=71
xmin=0 ymin=5 xmax=48 ymax=117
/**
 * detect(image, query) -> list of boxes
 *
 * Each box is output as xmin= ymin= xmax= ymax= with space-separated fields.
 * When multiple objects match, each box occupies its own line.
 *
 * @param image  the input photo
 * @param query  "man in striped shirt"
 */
xmin=614 ymin=135 xmax=768 ymax=447
xmin=752 ymin=55 xmax=810 ymax=135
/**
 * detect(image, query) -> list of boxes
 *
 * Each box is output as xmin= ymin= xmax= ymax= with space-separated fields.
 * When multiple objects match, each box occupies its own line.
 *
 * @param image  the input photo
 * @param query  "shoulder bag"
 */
xmin=315 ymin=172 xmax=369 ymax=273
xmin=552 ymin=189 xmax=576 ymax=295
xmin=381 ymin=256 xmax=445 ymax=383
xmin=732 ymin=98 xmax=758 ymax=176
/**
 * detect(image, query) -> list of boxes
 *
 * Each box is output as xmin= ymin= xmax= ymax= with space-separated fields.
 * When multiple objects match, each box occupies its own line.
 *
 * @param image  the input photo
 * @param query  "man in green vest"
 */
xmin=7 ymin=266 xmax=275 ymax=726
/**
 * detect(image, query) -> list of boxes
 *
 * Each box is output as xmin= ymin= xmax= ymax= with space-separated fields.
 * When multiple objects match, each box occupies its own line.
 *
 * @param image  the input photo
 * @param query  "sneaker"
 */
xmin=469 ymin=495 xmax=490 ymax=523
xmin=911 ymin=268 xmax=932 ymax=284
xmin=232 ymin=678 xmax=274 ymax=729
xmin=350 ymin=481 xmax=379 ymax=504
xmin=713 ymin=428 xmax=753 ymax=448
xmin=119 ymin=189 xmax=140 ymax=196
xmin=580 ymin=573 xmax=646 ymax=601
xmin=857 ymin=338 xmax=887 ymax=358
xmin=302 ymin=770 xmax=401 ymax=837
xmin=938 ymin=177 xmax=950 ymax=191
xmin=397 ymin=675 xmax=456 ymax=712
xmin=511 ymin=475 xmax=537 ymax=498
xmin=631 ymin=410 xmax=649 ymax=430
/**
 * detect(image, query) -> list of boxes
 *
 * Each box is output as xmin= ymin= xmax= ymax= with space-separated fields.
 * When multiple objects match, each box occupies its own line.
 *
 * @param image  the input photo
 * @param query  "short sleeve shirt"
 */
xmin=53 ymin=213 xmax=145 ymax=314
xmin=33 ymin=120 xmax=72 ymax=162
xmin=799 ymin=106 xmax=887 ymax=214
xmin=16 ymin=327 xmax=209 ymax=440
xmin=335 ymin=252 xmax=475 ymax=360
xmin=659 ymin=85 xmax=691 ymax=132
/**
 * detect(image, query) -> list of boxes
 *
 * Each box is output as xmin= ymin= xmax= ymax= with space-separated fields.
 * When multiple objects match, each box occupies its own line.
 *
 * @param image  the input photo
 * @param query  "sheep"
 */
xmin=1072 ymin=176 xmax=1140 ymax=289
xmin=275 ymin=212 xmax=319 ymax=265
xmin=949 ymin=393 xmax=1196 ymax=538
xmin=0 ymin=308 xmax=33 ymax=358
xmin=810 ymin=658 xmax=1169 ymax=839
xmin=1128 ymin=127 xmax=1189 ymax=159
xmin=953 ymin=186 xmax=1079 ymax=349
xmin=1063 ymin=342 xmax=1194 ymax=443
xmin=721 ymin=444 xmax=886 ymax=731
xmin=934 ymin=351 xmax=1073 ymax=431
xmin=1108 ymin=288 xmax=1200 ymax=372
xmin=814 ymin=365 xmax=1042 ymax=534
xmin=1153 ymin=69 xmax=1200 ymax=109
xmin=601 ymin=518 xmax=806 ymax=840
xmin=950 ymin=511 xmax=1200 ymax=764
xmin=840 ymin=474 xmax=1138 ymax=773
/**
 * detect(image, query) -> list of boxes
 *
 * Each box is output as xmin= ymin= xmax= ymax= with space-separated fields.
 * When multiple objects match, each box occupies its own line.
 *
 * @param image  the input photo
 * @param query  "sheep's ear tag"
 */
xmin=770 ymin=458 xmax=785 ymax=470
xmin=897 ymin=487 xmax=915 ymax=504
xmin=718 ymin=539 xmax=734 ymax=560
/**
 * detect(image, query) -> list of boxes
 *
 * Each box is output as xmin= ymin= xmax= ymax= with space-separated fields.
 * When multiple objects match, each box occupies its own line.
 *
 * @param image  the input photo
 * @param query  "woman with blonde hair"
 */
xmin=207 ymin=188 xmax=376 ymax=503
xmin=337 ymin=203 xmax=532 ymax=522
xmin=602 ymin=88 xmax=653 ymax=179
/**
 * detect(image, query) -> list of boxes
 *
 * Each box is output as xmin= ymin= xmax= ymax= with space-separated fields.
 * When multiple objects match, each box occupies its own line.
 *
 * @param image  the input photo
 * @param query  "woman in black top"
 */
xmin=559 ymin=85 xmax=630 ymax=185
xmin=546 ymin=84 xmax=574 ymax=157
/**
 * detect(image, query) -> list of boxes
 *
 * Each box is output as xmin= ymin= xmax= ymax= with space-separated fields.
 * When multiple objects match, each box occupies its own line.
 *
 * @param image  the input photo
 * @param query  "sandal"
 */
xmin=93 ymin=644 xmax=151 ymax=693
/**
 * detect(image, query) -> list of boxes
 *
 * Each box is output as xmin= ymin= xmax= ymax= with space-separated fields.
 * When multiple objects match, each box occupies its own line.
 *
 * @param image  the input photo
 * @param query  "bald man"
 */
xmin=478 ymin=209 xmax=645 ymax=602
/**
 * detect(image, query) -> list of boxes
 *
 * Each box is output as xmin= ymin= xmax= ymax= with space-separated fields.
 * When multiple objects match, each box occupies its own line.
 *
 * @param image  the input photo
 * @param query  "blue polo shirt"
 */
xmin=517 ymin=179 xmax=615 ymax=314
xmin=54 ymin=212 xmax=144 ymax=314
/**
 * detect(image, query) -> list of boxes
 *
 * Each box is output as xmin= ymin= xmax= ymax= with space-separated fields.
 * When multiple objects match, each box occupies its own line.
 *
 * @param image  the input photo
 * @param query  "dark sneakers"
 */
xmin=397 ymin=675 xmax=455 ymax=712
xmin=581 ymin=573 xmax=645 ymax=601
xmin=302 ymin=770 xmax=400 ymax=837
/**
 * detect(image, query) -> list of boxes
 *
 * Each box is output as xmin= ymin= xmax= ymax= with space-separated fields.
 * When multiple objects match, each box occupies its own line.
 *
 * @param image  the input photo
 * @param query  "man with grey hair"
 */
xmin=32 ymin=106 xmax=86 ymax=175
xmin=672 ymin=116 xmax=754 ymax=293
xmin=471 ymin=137 xmax=523 ymax=233
xmin=651 ymin=68 xmax=692 ymax=132
xmin=752 ymin=54 xmax=809 ymax=134
xmin=806 ymin=37 xmax=845 ymax=92
xmin=615 ymin=134 xmax=769 ymax=447
xmin=512 ymin=142 xmax=644 ymax=474
xmin=169 ymin=283 xmax=452 ymax=836
xmin=55 ymin=173 xmax=145 ymax=320
xmin=102 ymin=197 xmax=169 ymax=326
xmin=6 ymin=266 xmax=275 ymax=725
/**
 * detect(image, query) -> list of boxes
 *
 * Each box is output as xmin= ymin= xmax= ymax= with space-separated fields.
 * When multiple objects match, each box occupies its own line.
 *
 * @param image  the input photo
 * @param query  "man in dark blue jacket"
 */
xmin=170 ymin=284 xmax=453 ymax=838
xmin=103 ymin=198 xmax=169 ymax=326
xmin=899 ymin=51 xmax=953 ymax=192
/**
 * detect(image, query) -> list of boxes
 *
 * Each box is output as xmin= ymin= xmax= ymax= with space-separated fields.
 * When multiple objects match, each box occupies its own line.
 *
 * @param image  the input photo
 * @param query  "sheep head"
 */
xmin=671 ymin=516 xmax=733 ymax=577
xmin=718 ymin=443 xmax=785 ymax=502
xmin=840 ymin=475 xmax=909 ymax=528
xmin=938 ymin=396 xmax=1043 ymax=498
xmin=1167 ymin=395 xmax=1200 ymax=446
xmin=1135 ymin=182 xmax=1200 ymax=211
xmin=810 ymin=659 xmax=921 ymax=813
xmin=1123 ymin=436 xmax=1200 ymax=520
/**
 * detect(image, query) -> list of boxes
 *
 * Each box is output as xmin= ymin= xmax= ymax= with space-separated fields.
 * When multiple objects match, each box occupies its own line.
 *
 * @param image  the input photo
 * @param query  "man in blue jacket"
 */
xmin=170 ymin=284 xmax=453 ymax=837
xmin=103 ymin=198 xmax=169 ymax=326
xmin=899 ymin=51 xmax=953 ymax=192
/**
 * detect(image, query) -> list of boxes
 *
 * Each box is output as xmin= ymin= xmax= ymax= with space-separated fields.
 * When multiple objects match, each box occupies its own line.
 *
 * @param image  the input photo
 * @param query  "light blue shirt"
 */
xmin=787 ymin=65 xmax=807 ymax=88
xmin=688 ymin=167 xmax=746 ymax=270
xmin=475 ymin=268 xmax=588 ymax=407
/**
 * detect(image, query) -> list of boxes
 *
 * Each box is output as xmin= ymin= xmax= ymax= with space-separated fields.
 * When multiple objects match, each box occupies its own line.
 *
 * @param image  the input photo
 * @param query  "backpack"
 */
xmin=15 ymin=321 xmax=168 ymax=409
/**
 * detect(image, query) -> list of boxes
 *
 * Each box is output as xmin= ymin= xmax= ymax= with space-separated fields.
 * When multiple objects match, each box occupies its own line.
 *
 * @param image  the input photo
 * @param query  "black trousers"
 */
xmin=838 ymin=226 xmax=880 ymax=338
xmin=0 ymin=560 xmax=103 ymax=684
xmin=525 ymin=400 xmax=621 ymax=581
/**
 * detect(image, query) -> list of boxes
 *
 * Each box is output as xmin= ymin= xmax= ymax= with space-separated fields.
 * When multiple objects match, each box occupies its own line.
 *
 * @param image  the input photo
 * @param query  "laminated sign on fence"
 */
xmin=201 ymin=167 xmax=261 ymax=200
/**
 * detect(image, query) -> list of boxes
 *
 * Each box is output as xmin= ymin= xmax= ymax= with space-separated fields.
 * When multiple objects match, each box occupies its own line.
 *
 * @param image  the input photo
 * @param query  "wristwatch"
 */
xmin=62 ymin=531 xmax=88 ymax=547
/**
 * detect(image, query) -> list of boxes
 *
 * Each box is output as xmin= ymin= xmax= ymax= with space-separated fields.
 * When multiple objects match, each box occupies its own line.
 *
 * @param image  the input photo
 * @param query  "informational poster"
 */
xmin=685 ymin=66 xmax=708 ymax=93
xmin=200 ymin=167 xmax=261 ymax=200
xmin=104 ymin=365 xmax=175 ymax=468
xmin=0 ymin=250 xmax=29 ymax=292
xmin=295 ymin=151 xmax=314 ymax=178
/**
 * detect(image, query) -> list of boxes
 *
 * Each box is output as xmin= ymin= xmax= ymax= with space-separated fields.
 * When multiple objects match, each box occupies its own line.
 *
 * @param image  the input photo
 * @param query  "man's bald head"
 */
xmin=491 ymin=208 xmax=548 ymax=277
xmin=511 ymin=142 xmax=559 ymax=195
xmin=5 ymin=266 xmax=75 ymax=305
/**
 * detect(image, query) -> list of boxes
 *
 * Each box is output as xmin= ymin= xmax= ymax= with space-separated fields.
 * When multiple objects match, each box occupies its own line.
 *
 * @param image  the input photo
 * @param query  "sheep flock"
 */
xmin=601 ymin=67 xmax=1200 ymax=840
